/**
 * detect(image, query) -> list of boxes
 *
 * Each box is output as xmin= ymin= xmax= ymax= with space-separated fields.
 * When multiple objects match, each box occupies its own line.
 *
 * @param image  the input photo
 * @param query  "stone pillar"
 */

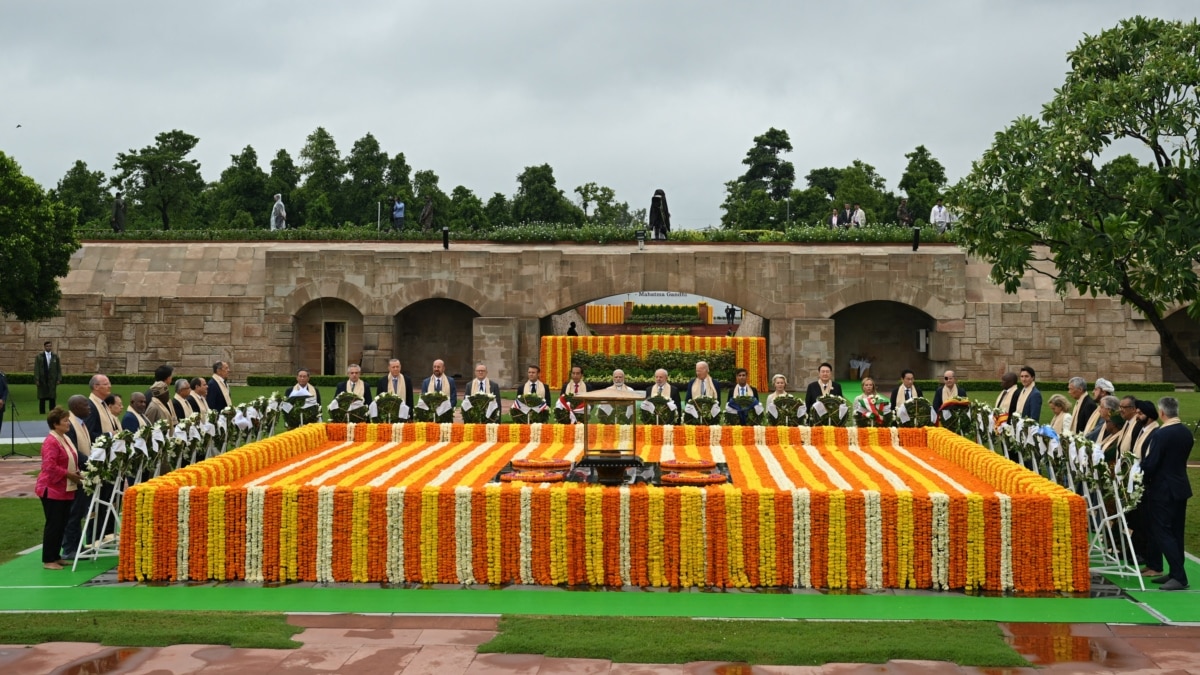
xmin=790 ymin=318 xmax=836 ymax=386
xmin=360 ymin=314 xmax=393 ymax=375
xmin=515 ymin=318 xmax=541 ymax=381
xmin=473 ymin=317 xmax=519 ymax=387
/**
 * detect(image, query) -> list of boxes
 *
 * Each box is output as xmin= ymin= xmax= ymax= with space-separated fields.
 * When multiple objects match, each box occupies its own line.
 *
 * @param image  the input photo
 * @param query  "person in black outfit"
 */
xmin=649 ymin=189 xmax=671 ymax=240
xmin=805 ymin=362 xmax=843 ymax=408
xmin=1141 ymin=397 xmax=1193 ymax=590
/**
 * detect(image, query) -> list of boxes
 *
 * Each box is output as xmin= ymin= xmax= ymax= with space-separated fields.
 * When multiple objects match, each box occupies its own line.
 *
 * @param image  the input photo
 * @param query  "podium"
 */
xmin=573 ymin=387 xmax=645 ymax=486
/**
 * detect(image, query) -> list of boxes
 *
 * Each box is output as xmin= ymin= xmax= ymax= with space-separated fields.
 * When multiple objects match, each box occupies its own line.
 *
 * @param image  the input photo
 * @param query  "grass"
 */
xmin=0 ymin=498 xmax=46 ymax=564
xmin=0 ymin=611 xmax=302 ymax=648
xmin=479 ymin=616 xmax=1029 ymax=667
xmin=1188 ymin=468 xmax=1200 ymax=556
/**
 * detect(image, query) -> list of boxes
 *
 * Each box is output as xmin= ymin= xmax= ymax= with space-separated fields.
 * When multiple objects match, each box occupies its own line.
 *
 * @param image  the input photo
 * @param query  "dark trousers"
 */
xmin=392 ymin=216 xmax=405 ymax=231
xmin=39 ymin=493 xmax=73 ymax=564
xmin=1129 ymin=505 xmax=1162 ymax=571
xmin=39 ymin=397 xmax=56 ymax=414
xmin=61 ymin=488 xmax=89 ymax=559
xmin=1147 ymin=498 xmax=1188 ymax=585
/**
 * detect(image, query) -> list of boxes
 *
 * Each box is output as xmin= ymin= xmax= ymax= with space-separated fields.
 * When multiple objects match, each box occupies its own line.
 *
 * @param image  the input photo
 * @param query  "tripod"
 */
xmin=1 ymin=397 xmax=17 ymax=460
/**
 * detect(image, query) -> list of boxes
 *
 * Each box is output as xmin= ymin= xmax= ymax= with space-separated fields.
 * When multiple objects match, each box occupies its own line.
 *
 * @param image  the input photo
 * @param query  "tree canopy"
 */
xmin=0 ymin=152 xmax=79 ymax=321
xmin=950 ymin=16 xmax=1200 ymax=385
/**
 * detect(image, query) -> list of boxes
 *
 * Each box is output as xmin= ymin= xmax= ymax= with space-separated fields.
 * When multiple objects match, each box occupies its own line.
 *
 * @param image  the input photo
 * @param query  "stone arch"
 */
xmin=393 ymin=298 xmax=481 ymax=381
xmin=832 ymin=301 xmax=936 ymax=383
xmin=819 ymin=279 xmax=961 ymax=322
xmin=545 ymin=279 xmax=781 ymax=320
xmin=381 ymin=279 xmax=491 ymax=318
xmin=293 ymin=298 xmax=364 ymax=376
xmin=282 ymin=281 xmax=373 ymax=318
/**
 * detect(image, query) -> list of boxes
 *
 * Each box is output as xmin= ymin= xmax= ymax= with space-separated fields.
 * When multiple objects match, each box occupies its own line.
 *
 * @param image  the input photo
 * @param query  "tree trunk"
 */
xmin=159 ymin=203 xmax=170 ymax=231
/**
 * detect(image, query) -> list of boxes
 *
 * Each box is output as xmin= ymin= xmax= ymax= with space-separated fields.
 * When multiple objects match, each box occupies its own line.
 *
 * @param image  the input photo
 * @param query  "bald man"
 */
xmin=422 ymin=359 xmax=458 ymax=406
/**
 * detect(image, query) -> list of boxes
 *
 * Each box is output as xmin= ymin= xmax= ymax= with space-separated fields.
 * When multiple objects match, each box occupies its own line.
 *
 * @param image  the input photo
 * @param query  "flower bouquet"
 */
xmin=681 ymin=396 xmax=721 ymax=426
xmin=510 ymin=393 xmax=550 ymax=424
xmin=83 ymin=430 xmax=136 ymax=494
xmin=765 ymin=394 xmax=806 ymax=427
xmin=281 ymin=392 xmax=322 ymax=430
xmin=370 ymin=392 xmax=410 ymax=423
xmin=638 ymin=395 xmax=678 ymax=425
xmin=414 ymin=392 xmax=454 ymax=423
xmin=892 ymin=396 xmax=935 ymax=428
xmin=596 ymin=401 xmax=635 ymax=425
xmin=852 ymin=394 xmax=891 ymax=428
xmin=723 ymin=395 xmax=764 ymax=426
xmin=554 ymin=393 xmax=585 ymax=425
xmin=937 ymin=397 xmax=977 ymax=439
xmin=807 ymin=395 xmax=850 ymax=427
xmin=328 ymin=391 xmax=368 ymax=423
xmin=460 ymin=393 xmax=500 ymax=424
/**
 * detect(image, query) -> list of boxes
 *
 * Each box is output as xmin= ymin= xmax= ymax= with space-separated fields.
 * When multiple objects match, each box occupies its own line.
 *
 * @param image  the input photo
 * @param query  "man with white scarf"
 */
xmin=465 ymin=363 xmax=499 ymax=398
xmin=685 ymin=361 xmax=720 ymax=404
xmin=335 ymin=364 xmax=371 ymax=400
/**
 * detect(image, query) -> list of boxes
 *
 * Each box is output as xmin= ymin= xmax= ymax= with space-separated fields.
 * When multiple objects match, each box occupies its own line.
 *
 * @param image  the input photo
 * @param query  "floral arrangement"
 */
xmin=806 ymin=395 xmax=850 ymax=427
xmin=723 ymin=395 xmax=763 ymax=426
xmin=327 ymin=391 xmax=368 ymax=424
xmin=510 ymin=394 xmax=550 ymax=424
xmin=539 ymin=335 xmax=768 ymax=390
xmin=937 ymin=397 xmax=977 ymax=439
xmin=852 ymin=394 xmax=891 ymax=428
xmin=596 ymin=402 xmax=635 ymax=425
xmin=554 ymin=394 xmax=585 ymax=425
xmin=281 ymin=393 xmax=321 ymax=430
xmin=414 ymin=393 xmax=454 ymax=423
xmin=893 ymin=397 xmax=935 ymax=428
xmin=82 ymin=430 xmax=136 ymax=494
xmin=765 ymin=394 xmax=805 ymax=427
xmin=638 ymin=395 xmax=678 ymax=425
xmin=681 ymin=396 xmax=721 ymax=426
xmin=460 ymin=393 xmax=500 ymax=424
xmin=370 ymin=392 xmax=409 ymax=423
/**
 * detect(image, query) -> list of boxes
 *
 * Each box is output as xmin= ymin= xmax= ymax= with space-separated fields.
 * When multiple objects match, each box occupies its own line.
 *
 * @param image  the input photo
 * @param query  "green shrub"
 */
xmin=572 ymin=349 xmax=737 ymax=385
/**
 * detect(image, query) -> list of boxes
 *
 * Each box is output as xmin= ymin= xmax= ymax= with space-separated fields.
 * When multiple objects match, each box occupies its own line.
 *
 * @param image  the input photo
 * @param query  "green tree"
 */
xmin=720 ymin=128 xmax=796 ymax=229
xmin=448 ymin=185 xmax=488 ymax=230
xmin=413 ymin=169 xmax=450 ymax=229
xmin=0 ymin=152 xmax=79 ymax=321
xmin=211 ymin=145 xmax=268 ymax=226
xmin=950 ymin=16 xmax=1200 ymax=386
xmin=834 ymin=160 xmax=895 ymax=224
xmin=484 ymin=192 xmax=512 ymax=228
xmin=296 ymin=127 xmax=344 ymax=227
xmin=512 ymin=164 xmax=582 ymax=224
xmin=112 ymin=129 xmax=204 ymax=230
xmin=343 ymin=133 xmax=389 ymax=226
xmin=898 ymin=145 xmax=947 ymax=225
xmin=50 ymin=160 xmax=108 ymax=229
xmin=787 ymin=185 xmax=834 ymax=227
xmin=805 ymin=167 xmax=843 ymax=200
xmin=384 ymin=153 xmax=415 ymax=220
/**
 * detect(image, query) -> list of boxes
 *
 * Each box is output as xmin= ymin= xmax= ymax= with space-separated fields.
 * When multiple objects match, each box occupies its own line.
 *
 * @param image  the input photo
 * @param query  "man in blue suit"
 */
xmin=1016 ymin=366 xmax=1043 ymax=422
xmin=1142 ymin=397 xmax=1193 ymax=590
xmin=420 ymin=359 xmax=458 ymax=407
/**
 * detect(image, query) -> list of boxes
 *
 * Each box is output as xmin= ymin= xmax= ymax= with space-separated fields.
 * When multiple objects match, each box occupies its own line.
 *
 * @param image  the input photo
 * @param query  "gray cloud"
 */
xmin=2 ymin=1 xmax=1194 ymax=227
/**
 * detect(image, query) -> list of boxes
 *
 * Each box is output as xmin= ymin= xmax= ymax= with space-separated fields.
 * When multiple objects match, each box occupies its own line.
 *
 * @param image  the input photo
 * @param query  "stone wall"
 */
xmin=0 ymin=241 xmax=1178 ymax=388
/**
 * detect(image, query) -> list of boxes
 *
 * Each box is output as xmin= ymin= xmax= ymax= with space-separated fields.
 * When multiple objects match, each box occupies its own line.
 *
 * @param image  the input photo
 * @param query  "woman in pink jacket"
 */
xmin=34 ymin=407 xmax=83 ymax=570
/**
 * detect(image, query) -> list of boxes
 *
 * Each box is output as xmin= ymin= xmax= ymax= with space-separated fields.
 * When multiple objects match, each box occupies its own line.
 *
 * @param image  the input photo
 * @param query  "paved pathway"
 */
xmin=1 ymin=616 xmax=1200 ymax=674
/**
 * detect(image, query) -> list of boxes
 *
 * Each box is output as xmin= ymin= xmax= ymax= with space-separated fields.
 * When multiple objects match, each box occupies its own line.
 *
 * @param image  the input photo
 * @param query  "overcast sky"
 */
xmin=1 ymin=1 xmax=1195 ymax=228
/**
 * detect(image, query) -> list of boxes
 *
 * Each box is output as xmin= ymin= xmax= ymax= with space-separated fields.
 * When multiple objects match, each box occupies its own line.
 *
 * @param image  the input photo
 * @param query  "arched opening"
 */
xmin=547 ymin=291 xmax=764 ymax=339
xmin=1161 ymin=309 xmax=1200 ymax=384
xmin=293 ymin=298 xmax=364 ymax=376
xmin=833 ymin=301 xmax=934 ymax=385
xmin=395 ymin=299 xmax=480 ymax=380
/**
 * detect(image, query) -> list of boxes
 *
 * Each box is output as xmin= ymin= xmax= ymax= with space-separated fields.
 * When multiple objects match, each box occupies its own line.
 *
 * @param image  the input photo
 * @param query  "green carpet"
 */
xmin=0 ymin=552 xmax=1158 ymax=624
xmin=1103 ymin=558 xmax=1200 ymax=623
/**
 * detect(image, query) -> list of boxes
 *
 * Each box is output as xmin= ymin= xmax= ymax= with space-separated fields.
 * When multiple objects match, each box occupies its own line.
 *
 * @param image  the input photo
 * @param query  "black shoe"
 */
xmin=1150 ymin=574 xmax=1172 ymax=584
xmin=1159 ymin=579 xmax=1189 ymax=591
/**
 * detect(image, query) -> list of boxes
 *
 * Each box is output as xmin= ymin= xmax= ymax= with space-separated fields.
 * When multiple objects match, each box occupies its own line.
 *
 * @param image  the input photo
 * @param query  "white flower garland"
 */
xmin=659 ymin=425 xmax=676 ymax=462
xmin=618 ymin=423 xmax=634 ymax=450
xmin=619 ymin=486 xmax=631 ymax=587
xmin=792 ymin=488 xmax=811 ymax=588
xmin=847 ymin=427 xmax=860 ymax=449
xmin=802 ymin=444 xmax=853 ymax=490
xmin=864 ymin=490 xmax=883 ymax=589
xmin=176 ymin=486 xmax=191 ymax=581
xmin=708 ymin=425 xmax=726 ymax=463
xmin=754 ymin=425 xmax=766 ymax=446
xmin=529 ymin=424 xmax=542 ymax=444
xmin=245 ymin=486 xmax=265 ymax=583
xmin=429 ymin=442 xmax=496 ymax=486
xmin=519 ymin=486 xmax=533 ymax=584
xmin=571 ymin=423 xmax=586 ymax=458
xmin=386 ymin=487 xmax=406 ymax=583
xmin=485 ymin=423 xmax=499 ymax=443
xmin=315 ymin=486 xmax=335 ymax=583
xmin=391 ymin=423 xmax=405 ymax=443
xmin=930 ymin=492 xmax=950 ymax=590
xmin=755 ymin=439 xmax=795 ymax=490
xmin=439 ymin=423 xmax=454 ymax=442
xmin=346 ymin=422 xmax=356 ymax=442
xmin=998 ymin=492 xmax=1014 ymax=591
xmin=455 ymin=486 xmax=475 ymax=585
xmin=800 ymin=426 xmax=813 ymax=447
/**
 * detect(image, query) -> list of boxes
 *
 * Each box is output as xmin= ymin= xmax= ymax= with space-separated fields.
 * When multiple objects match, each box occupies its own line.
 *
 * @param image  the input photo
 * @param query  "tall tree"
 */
xmin=212 ymin=145 xmax=268 ymax=226
xmin=343 ymin=133 xmax=390 ymax=226
xmin=805 ymin=167 xmax=844 ymax=200
xmin=720 ymin=128 xmax=796 ymax=229
xmin=413 ymin=169 xmax=450 ymax=229
xmin=484 ymin=192 xmax=513 ymax=228
xmin=448 ymin=185 xmax=488 ymax=230
xmin=51 ymin=160 xmax=108 ymax=229
xmin=834 ymin=160 xmax=896 ymax=224
xmin=296 ymin=127 xmax=344 ymax=227
xmin=950 ymin=16 xmax=1200 ymax=386
xmin=898 ymin=145 xmax=947 ymax=225
xmin=511 ymin=164 xmax=582 ymax=224
xmin=0 ymin=152 xmax=79 ymax=321
xmin=112 ymin=129 xmax=204 ymax=230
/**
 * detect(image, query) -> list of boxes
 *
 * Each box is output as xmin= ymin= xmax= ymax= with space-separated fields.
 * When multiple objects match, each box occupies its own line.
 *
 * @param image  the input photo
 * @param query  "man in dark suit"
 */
xmin=122 ymin=392 xmax=151 ymax=432
xmin=517 ymin=365 xmax=550 ymax=402
xmin=377 ymin=358 xmax=414 ymax=404
xmin=1067 ymin=376 xmax=1098 ymax=435
xmin=420 ymin=359 xmax=457 ymax=406
xmin=805 ymin=362 xmax=843 ymax=408
xmin=287 ymin=368 xmax=321 ymax=406
xmin=889 ymin=369 xmax=923 ymax=409
xmin=0 ymin=370 xmax=7 ymax=436
xmin=207 ymin=361 xmax=232 ymax=411
xmin=560 ymin=366 xmax=588 ymax=397
xmin=334 ymin=364 xmax=372 ymax=401
xmin=684 ymin=361 xmax=720 ymax=404
xmin=1141 ymin=397 xmax=1193 ymax=590
xmin=931 ymin=369 xmax=967 ymax=411
xmin=34 ymin=340 xmax=62 ymax=414
xmin=993 ymin=372 xmax=1019 ymax=416
xmin=725 ymin=368 xmax=759 ymax=424
xmin=1016 ymin=366 xmax=1043 ymax=421
xmin=85 ymin=374 xmax=120 ymax=441
xmin=463 ymin=363 xmax=501 ymax=398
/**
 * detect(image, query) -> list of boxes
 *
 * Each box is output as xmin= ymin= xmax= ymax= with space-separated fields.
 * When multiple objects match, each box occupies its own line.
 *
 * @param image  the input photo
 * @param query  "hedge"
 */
xmin=913 ymin=379 xmax=1178 ymax=393
xmin=571 ymin=349 xmax=737 ymax=385
xmin=246 ymin=374 xmax=351 ymax=387
xmin=0 ymin=373 xmax=203 ymax=386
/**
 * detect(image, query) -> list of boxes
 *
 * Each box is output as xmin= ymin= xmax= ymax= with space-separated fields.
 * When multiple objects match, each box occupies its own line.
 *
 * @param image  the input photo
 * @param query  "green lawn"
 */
xmin=0 ymin=611 xmax=302 ymax=648
xmin=0 ymin=498 xmax=44 ymax=564
xmin=1188 ymin=467 xmax=1200 ymax=556
xmin=479 ymin=616 xmax=1028 ymax=667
